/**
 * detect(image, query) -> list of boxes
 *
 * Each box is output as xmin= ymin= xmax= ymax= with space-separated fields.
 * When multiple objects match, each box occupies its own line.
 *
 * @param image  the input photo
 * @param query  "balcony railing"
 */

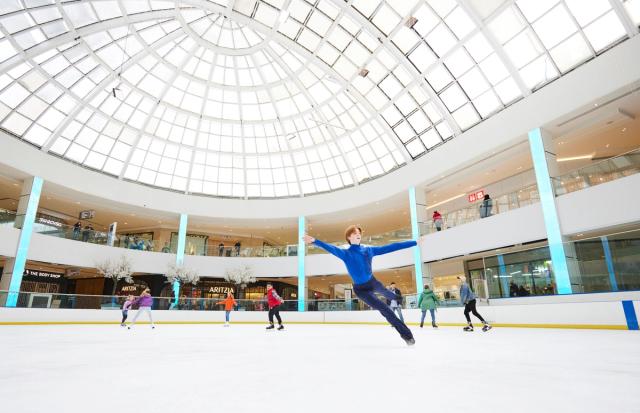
xmin=552 ymin=147 xmax=640 ymax=196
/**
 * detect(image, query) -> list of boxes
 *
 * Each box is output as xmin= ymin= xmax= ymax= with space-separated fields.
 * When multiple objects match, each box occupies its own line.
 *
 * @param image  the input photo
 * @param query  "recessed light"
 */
xmin=124 ymin=222 xmax=128 ymax=225
xmin=621 ymin=128 xmax=627 ymax=132
xmin=594 ymin=103 xmax=599 ymax=107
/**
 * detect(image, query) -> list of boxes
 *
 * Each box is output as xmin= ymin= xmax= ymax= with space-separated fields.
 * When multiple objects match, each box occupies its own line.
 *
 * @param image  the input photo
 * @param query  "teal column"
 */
xmin=174 ymin=213 xmax=188 ymax=305
xmin=408 ymin=187 xmax=424 ymax=296
xmin=600 ymin=236 xmax=618 ymax=292
xmin=298 ymin=215 xmax=306 ymax=312
xmin=497 ymin=255 xmax=509 ymax=297
xmin=7 ymin=176 xmax=43 ymax=307
xmin=528 ymin=128 xmax=571 ymax=294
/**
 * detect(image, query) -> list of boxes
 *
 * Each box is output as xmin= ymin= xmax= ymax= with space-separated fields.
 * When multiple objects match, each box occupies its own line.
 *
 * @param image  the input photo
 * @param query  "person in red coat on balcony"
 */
xmin=433 ymin=210 xmax=443 ymax=231
xmin=266 ymin=283 xmax=284 ymax=330
xmin=216 ymin=291 xmax=237 ymax=327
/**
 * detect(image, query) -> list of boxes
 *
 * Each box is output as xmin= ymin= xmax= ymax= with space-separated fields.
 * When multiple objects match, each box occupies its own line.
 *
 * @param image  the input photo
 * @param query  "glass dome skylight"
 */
xmin=0 ymin=0 xmax=638 ymax=198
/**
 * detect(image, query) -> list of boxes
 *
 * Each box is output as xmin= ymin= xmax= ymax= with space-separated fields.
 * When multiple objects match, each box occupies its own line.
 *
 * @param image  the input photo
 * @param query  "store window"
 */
xmin=170 ymin=233 xmax=208 ymax=256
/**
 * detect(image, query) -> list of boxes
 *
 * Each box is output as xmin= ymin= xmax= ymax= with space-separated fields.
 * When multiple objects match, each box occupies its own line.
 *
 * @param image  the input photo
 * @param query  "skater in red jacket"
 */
xmin=266 ymin=283 xmax=284 ymax=330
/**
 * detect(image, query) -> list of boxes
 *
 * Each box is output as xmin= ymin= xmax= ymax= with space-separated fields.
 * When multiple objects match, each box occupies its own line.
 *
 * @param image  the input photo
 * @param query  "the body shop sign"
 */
xmin=468 ymin=190 xmax=485 ymax=203
xmin=23 ymin=269 xmax=62 ymax=279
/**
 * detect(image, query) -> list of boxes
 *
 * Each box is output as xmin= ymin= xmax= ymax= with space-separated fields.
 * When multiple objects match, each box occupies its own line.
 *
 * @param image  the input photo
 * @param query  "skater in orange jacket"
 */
xmin=216 ymin=291 xmax=237 ymax=327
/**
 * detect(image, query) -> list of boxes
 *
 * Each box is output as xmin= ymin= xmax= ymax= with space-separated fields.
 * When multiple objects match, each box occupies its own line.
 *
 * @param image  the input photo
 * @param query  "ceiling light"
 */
xmin=358 ymin=68 xmax=369 ymax=77
xmin=621 ymin=128 xmax=627 ymax=132
xmin=426 ymin=193 xmax=466 ymax=209
xmin=557 ymin=154 xmax=594 ymax=162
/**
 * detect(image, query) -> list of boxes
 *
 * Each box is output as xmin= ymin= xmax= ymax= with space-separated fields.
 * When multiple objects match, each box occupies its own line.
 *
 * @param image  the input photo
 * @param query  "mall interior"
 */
xmin=0 ymin=1 xmax=639 ymax=412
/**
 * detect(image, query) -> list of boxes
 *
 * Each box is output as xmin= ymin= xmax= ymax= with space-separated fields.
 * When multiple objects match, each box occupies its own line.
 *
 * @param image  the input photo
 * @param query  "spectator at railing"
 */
xmin=218 ymin=242 xmax=224 ymax=256
xmin=234 ymin=241 xmax=241 ymax=256
xmin=82 ymin=224 xmax=93 ymax=242
xmin=73 ymin=221 xmax=81 ymax=240
xmin=479 ymin=194 xmax=493 ymax=218
xmin=161 ymin=242 xmax=171 ymax=253
xmin=432 ymin=210 xmax=443 ymax=231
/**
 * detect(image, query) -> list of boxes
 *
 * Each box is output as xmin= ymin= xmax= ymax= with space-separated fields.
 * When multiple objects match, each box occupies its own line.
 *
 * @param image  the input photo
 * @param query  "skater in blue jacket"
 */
xmin=458 ymin=276 xmax=491 ymax=332
xmin=304 ymin=225 xmax=417 ymax=345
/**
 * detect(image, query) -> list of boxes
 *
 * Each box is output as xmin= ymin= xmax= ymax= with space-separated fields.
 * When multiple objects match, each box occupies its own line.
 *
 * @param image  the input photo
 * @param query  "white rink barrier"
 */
xmin=1 ymin=299 xmax=638 ymax=330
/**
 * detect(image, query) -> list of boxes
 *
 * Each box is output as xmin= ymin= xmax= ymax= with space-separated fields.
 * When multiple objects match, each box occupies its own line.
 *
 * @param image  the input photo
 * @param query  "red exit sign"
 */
xmin=468 ymin=190 xmax=485 ymax=203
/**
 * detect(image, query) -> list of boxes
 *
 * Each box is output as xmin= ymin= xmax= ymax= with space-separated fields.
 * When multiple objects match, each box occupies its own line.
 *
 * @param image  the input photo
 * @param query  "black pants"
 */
xmin=268 ymin=305 xmax=282 ymax=325
xmin=463 ymin=299 xmax=486 ymax=324
xmin=353 ymin=278 xmax=413 ymax=340
xmin=121 ymin=310 xmax=128 ymax=324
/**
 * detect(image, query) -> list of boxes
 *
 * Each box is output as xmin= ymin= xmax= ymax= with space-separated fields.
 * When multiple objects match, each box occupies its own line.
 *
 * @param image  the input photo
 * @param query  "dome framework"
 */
xmin=0 ymin=0 xmax=638 ymax=198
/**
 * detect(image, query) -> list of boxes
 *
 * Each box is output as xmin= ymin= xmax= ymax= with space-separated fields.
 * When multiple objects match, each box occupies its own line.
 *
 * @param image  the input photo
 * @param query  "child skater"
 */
xmin=303 ymin=225 xmax=417 ymax=345
xmin=216 ymin=291 xmax=237 ymax=327
xmin=266 ymin=283 xmax=284 ymax=330
xmin=128 ymin=288 xmax=155 ymax=329
xmin=121 ymin=295 xmax=134 ymax=327
xmin=458 ymin=276 xmax=491 ymax=332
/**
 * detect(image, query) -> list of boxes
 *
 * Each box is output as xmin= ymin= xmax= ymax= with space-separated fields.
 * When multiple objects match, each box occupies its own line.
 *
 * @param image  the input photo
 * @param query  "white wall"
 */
xmin=1 ymin=36 xmax=639 ymax=220
xmin=556 ymin=172 xmax=640 ymax=235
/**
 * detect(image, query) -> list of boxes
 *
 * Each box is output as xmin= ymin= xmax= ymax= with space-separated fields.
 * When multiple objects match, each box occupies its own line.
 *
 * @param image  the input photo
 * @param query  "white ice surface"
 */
xmin=0 ymin=324 xmax=638 ymax=413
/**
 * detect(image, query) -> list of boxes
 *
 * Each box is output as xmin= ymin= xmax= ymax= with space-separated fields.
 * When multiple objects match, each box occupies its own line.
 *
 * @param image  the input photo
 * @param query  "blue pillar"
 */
xmin=7 ymin=177 xmax=43 ymax=307
xmin=497 ymin=255 xmax=509 ymax=297
xmin=298 ymin=216 xmax=306 ymax=311
xmin=408 ymin=187 xmax=424 ymax=296
xmin=600 ymin=236 xmax=618 ymax=292
xmin=528 ymin=128 xmax=571 ymax=294
xmin=174 ymin=213 xmax=188 ymax=305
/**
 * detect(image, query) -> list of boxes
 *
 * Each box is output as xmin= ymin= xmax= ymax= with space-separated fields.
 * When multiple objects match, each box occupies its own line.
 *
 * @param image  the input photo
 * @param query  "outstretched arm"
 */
xmin=303 ymin=234 xmax=345 ymax=260
xmin=370 ymin=240 xmax=417 ymax=256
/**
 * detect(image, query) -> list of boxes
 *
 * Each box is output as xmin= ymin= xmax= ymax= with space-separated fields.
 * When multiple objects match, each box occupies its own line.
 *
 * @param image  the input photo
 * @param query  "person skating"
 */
xmin=387 ymin=282 xmax=404 ymax=323
xmin=418 ymin=285 xmax=439 ymax=328
xmin=303 ymin=225 xmax=417 ymax=345
xmin=121 ymin=295 xmax=134 ymax=327
xmin=266 ymin=283 xmax=284 ymax=330
xmin=216 ymin=291 xmax=237 ymax=327
xmin=128 ymin=288 xmax=155 ymax=329
xmin=458 ymin=276 xmax=491 ymax=332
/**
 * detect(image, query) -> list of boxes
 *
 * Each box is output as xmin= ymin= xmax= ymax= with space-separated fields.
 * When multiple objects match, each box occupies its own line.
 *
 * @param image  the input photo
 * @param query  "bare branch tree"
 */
xmin=95 ymin=255 xmax=133 ymax=296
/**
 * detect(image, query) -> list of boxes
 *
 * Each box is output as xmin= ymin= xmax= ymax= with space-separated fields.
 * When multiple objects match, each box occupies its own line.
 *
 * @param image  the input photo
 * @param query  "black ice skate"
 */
xmin=266 ymin=324 xmax=275 ymax=330
xmin=277 ymin=324 xmax=284 ymax=331
xmin=403 ymin=336 xmax=416 ymax=346
xmin=463 ymin=324 xmax=474 ymax=332
xmin=432 ymin=322 xmax=438 ymax=329
xmin=482 ymin=323 xmax=492 ymax=332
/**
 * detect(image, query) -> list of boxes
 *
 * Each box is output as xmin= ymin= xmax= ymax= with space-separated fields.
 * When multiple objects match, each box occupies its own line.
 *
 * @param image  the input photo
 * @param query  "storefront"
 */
xmin=466 ymin=247 xmax=555 ymax=299
xmin=17 ymin=268 xmax=68 ymax=307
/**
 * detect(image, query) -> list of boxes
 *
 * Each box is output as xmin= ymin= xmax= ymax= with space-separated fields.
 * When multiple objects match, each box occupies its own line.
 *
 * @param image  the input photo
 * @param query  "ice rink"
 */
xmin=1 ymin=324 xmax=638 ymax=413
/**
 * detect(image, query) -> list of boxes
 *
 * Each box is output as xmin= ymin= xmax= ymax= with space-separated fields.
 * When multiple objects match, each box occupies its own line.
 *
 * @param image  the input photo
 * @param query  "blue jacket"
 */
xmin=459 ymin=282 xmax=476 ymax=304
xmin=312 ymin=239 xmax=417 ymax=285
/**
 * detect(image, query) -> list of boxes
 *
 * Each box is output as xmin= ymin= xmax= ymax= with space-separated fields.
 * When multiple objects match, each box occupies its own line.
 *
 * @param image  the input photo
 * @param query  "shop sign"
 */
xmin=468 ymin=190 xmax=485 ymax=203
xmin=208 ymin=286 xmax=234 ymax=294
xmin=37 ymin=216 xmax=63 ymax=227
xmin=24 ymin=269 xmax=62 ymax=279
xmin=79 ymin=210 xmax=95 ymax=219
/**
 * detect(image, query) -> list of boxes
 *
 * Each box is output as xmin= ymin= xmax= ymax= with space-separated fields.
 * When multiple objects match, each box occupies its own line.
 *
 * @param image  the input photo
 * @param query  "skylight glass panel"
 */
xmin=488 ymin=6 xmax=525 ymax=43
xmin=549 ymin=33 xmax=591 ymax=73
xmin=372 ymin=4 xmax=401 ymax=35
xmin=439 ymin=83 xmax=467 ymax=112
xmin=582 ymin=10 xmax=626 ymax=52
xmin=531 ymin=4 xmax=577 ymax=49
xmin=425 ymin=23 xmax=457 ymax=56
xmin=624 ymin=0 xmax=640 ymax=24
xmin=445 ymin=6 xmax=475 ymax=39
xmin=564 ymin=0 xmax=611 ymax=26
